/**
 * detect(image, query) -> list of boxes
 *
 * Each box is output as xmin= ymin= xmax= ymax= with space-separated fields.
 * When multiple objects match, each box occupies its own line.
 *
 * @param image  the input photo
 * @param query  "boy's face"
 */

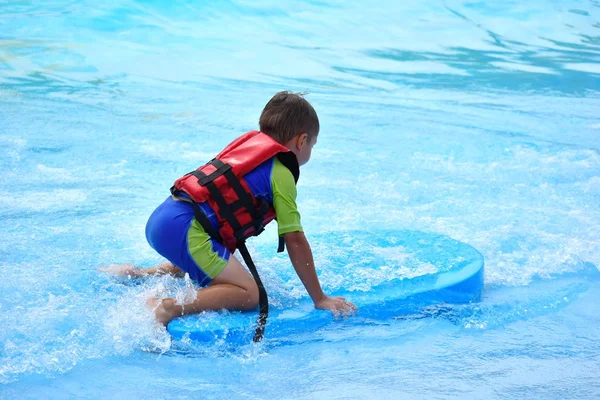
xmin=297 ymin=134 xmax=318 ymax=166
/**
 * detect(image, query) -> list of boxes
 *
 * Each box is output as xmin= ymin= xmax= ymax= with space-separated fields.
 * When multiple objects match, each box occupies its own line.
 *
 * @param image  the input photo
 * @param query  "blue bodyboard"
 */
xmin=167 ymin=230 xmax=484 ymax=344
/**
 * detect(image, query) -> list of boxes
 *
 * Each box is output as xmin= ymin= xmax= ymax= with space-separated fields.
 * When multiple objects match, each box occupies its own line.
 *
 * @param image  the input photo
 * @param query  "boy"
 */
xmin=105 ymin=91 xmax=357 ymax=328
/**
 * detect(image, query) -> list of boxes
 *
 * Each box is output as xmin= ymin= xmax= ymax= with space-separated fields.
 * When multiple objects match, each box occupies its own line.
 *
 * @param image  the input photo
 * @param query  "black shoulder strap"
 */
xmin=274 ymin=151 xmax=299 ymax=253
xmin=276 ymin=152 xmax=300 ymax=183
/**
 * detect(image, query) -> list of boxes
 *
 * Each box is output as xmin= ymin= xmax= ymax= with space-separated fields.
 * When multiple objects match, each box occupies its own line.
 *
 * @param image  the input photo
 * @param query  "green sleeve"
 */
xmin=271 ymin=158 xmax=303 ymax=235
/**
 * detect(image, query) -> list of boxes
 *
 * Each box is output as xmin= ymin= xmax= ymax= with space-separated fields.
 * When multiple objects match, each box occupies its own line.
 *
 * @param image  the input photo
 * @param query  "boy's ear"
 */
xmin=296 ymin=133 xmax=308 ymax=149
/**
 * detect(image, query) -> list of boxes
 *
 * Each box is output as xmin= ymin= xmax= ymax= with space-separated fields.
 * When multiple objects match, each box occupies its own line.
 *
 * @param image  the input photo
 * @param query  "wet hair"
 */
xmin=259 ymin=91 xmax=320 ymax=144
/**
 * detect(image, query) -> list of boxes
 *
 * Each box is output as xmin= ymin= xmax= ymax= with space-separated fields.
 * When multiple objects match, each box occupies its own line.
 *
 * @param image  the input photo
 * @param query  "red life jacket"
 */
xmin=171 ymin=130 xmax=299 ymax=252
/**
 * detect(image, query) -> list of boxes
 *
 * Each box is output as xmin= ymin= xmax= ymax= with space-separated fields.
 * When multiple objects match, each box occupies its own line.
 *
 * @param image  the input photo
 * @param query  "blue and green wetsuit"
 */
xmin=145 ymin=157 xmax=302 ymax=286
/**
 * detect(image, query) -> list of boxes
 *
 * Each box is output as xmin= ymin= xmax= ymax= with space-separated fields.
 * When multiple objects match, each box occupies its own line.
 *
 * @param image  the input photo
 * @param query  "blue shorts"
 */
xmin=145 ymin=196 xmax=231 ymax=286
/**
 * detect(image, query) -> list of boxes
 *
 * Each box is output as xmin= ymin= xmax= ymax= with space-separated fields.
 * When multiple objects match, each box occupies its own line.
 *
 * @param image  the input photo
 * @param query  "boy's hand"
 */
xmin=315 ymin=295 xmax=358 ymax=318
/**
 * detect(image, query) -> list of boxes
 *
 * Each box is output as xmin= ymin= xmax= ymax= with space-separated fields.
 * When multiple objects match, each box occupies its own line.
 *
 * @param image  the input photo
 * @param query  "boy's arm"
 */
xmin=271 ymin=159 xmax=356 ymax=315
xmin=284 ymin=231 xmax=357 ymax=315
xmin=283 ymin=231 xmax=325 ymax=304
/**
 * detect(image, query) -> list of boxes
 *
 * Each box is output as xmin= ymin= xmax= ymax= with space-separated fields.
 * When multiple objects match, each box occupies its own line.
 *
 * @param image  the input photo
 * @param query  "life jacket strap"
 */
xmin=190 ymin=158 xmax=267 ymax=241
xmin=170 ymin=187 xmax=222 ymax=242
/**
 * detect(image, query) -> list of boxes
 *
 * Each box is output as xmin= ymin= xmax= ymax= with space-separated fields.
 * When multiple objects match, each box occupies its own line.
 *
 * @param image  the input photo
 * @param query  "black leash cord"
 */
xmin=238 ymin=242 xmax=269 ymax=342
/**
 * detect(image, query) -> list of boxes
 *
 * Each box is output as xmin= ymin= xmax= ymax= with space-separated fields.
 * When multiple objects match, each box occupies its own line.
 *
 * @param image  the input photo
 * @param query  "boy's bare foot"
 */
xmin=99 ymin=263 xmax=143 ymax=278
xmin=100 ymin=262 xmax=184 ymax=279
xmin=147 ymin=297 xmax=180 ymax=326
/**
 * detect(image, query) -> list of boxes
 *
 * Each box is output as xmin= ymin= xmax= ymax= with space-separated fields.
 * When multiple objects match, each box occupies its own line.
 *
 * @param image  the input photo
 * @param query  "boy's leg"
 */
xmin=151 ymin=254 xmax=259 ymax=325
xmin=100 ymin=261 xmax=184 ymax=278
xmin=144 ymin=262 xmax=185 ymax=277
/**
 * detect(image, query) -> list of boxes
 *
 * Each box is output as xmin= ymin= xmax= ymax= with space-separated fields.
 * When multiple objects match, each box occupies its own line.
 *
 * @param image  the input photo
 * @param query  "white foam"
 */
xmin=102 ymin=286 xmax=172 ymax=355
xmin=563 ymin=63 xmax=600 ymax=74
xmin=0 ymin=189 xmax=87 ymax=211
xmin=490 ymin=61 xmax=558 ymax=75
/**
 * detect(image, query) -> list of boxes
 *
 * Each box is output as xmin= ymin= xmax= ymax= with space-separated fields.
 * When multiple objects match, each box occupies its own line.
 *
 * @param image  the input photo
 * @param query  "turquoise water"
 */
xmin=1 ymin=1 xmax=600 ymax=398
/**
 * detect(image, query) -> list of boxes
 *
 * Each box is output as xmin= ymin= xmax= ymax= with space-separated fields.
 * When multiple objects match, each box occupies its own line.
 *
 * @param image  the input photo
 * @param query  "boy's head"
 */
xmin=260 ymin=91 xmax=319 ymax=166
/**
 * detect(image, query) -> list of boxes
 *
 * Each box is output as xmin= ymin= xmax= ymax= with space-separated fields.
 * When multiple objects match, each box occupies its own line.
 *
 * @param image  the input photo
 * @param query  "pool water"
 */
xmin=1 ymin=1 xmax=599 ymax=399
